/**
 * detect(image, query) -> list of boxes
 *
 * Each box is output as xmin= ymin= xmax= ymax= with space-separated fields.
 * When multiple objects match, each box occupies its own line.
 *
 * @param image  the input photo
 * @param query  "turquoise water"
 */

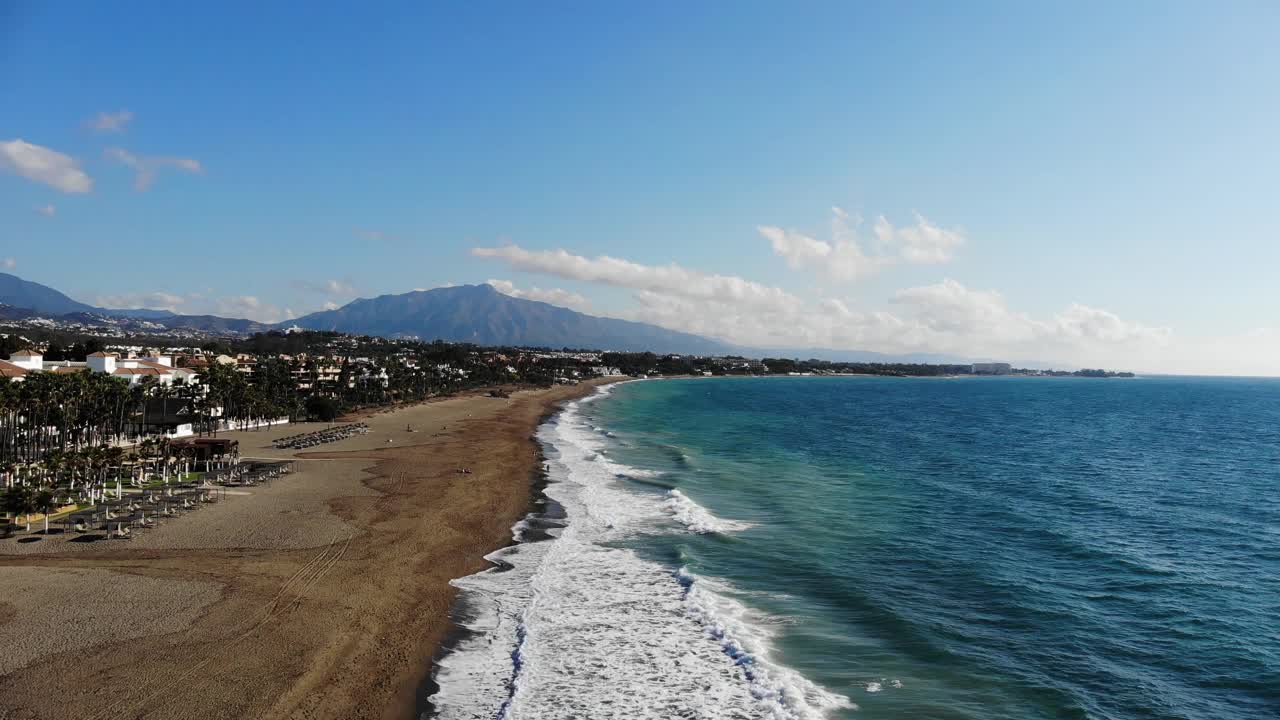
xmin=431 ymin=376 xmax=1279 ymax=720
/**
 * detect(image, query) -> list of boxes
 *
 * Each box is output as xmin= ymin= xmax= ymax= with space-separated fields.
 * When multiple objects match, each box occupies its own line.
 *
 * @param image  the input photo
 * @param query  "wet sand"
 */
xmin=0 ymin=380 xmax=613 ymax=720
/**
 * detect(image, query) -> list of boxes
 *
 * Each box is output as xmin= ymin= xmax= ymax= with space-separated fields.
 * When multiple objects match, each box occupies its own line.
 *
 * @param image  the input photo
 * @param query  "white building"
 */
xmin=7 ymin=349 xmax=43 ymax=372
xmin=3 ymin=350 xmax=196 ymax=387
xmin=971 ymin=362 xmax=1012 ymax=376
xmin=0 ymin=359 xmax=28 ymax=382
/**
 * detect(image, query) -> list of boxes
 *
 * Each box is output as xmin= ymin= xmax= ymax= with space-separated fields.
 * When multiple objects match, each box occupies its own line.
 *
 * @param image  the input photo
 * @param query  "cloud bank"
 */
xmin=472 ymin=245 xmax=801 ymax=312
xmin=471 ymin=237 xmax=1176 ymax=371
xmin=94 ymin=290 xmax=293 ymax=324
xmin=487 ymin=279 xmax=591 ymax=311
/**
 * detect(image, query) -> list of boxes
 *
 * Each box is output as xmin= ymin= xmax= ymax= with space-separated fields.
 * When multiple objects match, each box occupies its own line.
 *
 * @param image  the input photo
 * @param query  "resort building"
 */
xmin=6 ymin=349 xmax=43 ymax=372
xmin=971 ymin=362 xmax=1012 ymax=375
xmin=1 ymin=350 xmax=198 ymax=386
xmin=0 ymin=359 xmax=28 ymax=381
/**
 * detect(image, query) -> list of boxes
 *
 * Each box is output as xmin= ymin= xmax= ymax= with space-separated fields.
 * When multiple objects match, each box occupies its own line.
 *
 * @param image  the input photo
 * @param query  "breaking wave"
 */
xmin=428 ymin=385 xmax=848 ymax=720
xmin=664 ymin=488 xmax=754 ymax=534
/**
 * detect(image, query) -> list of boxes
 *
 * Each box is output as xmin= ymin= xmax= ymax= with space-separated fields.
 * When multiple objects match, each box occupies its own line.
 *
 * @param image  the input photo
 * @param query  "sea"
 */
xmin=425 ymin=375 xmax=1280 ymax=720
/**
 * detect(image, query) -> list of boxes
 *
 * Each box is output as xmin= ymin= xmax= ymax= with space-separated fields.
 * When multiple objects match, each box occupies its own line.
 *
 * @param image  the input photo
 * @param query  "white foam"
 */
xmin=664 ymin=489 xmax=753 ymax=534
xmin=679 ymin=566 xmax=856 ymax=718
xmin=430 ymin=387 xmax=849 ymax=720
xmin=618 ymin=467 xmax=666 ymax=479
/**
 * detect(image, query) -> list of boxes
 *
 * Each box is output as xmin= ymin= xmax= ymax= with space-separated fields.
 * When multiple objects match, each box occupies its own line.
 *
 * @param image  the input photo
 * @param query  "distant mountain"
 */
xmin=0 ymin=273 xmax=1062 ymax=365
xmin=107 ymin=308 xmax=178 ymax=320
xmin=161 ymin=314 xmax=273 ymax=334
xmin=0 ymin=272 xmax=181 ymax=319
xmin=0 ymin=273 xmax=257 ymax=331
xmin=0 ymin=304 xmax=42 ymax=322
xmin=0 ymin=272 xmax=98 ymax=315
xmin=286 ymin=284 xmax=731 ymax=354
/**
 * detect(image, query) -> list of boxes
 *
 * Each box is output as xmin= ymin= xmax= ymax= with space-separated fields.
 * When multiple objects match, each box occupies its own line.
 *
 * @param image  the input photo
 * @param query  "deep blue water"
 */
xmin=583 ymin=376 xmax=1280 ymax=719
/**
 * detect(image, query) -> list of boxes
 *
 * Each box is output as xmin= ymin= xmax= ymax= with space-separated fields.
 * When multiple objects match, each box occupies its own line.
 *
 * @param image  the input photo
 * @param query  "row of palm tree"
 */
xmin=0 ymin=438 xmax=206 ymax=534
xmin=0 ymin=371 xmax=134 ymax=465
xmin=0 ymin=370 xmax=219 ymax=532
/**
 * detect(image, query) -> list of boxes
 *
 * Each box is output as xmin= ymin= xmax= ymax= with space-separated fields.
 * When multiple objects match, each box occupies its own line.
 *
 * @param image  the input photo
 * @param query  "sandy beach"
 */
xmin=0 ymin=380 xmax=612 ymax=720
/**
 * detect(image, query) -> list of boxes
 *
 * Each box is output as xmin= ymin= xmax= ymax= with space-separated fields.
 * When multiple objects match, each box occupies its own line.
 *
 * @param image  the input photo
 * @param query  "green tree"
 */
xmin=305 ymin=395 xmax=341 ymax=422
xmin=2 ymin=485 xmax=35 ymax=534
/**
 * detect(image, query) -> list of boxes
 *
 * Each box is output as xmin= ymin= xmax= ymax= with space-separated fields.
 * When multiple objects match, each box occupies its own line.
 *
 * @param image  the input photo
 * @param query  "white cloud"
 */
xmin=34 ymin=204 xmax=56 ymax=217
xmin=1052 ymin=303 xmax=1171 ymax=345
xmin=85 ymin=110 xmax=134 ymax=133
xmin=604 ymin=271 xmax=1169 ymax=371
xmin=94 ymin=290 xmax=293 ymax=323
xmin=760 ymin=225 xmax=832 ymax=270
xmin=322 ymin=301 xmax=341 ymax=311
xmin=487 ymin=279 xmax=591 ymax=311
xmin=95 ymin=291 xmax=188 ymax=312
xmin=875 ymin=213 xmax=965 ymax=264
xmin=1164 ymin=327 xmax=1280 ymax=377
xmin=213 ymin=295 xmax=292 ymax=323
xmin=760 ymin=207 xmax=964 ymax=281
xmin=0 ymin=139 xmax=93 ymax=193
xmin=889 ymin=278 xmax=1171 ymax=359
xmin=104 ymin=147 xmax=203 ymax=191
xmin=760 ymin=208 xmax=887 ymax=281
xmin=893 ymin=279 xmax=1024 ymax=337
xmin=472 ymin=244 xmax=801 ymax=312
xmin=472 ymin=240 xmax=1238 ymax=373
xmin=323 ymin=279 xmax=356 ymax=296
xmin=295 ymin=278 xmax=357 ymax=297
xmin=1 ymin=258 xmax=15 ymax=270
xmin=818 ymin=297 xmax=853 ymax=318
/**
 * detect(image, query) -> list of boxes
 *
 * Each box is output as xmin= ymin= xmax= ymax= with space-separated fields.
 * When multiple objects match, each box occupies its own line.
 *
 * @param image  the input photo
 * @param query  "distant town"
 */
xmin=1 ymin=322 xmax=1135 ymax=446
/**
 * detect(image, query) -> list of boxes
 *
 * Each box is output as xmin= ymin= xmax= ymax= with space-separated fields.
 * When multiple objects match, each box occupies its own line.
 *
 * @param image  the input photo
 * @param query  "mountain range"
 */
xmin=287 ymin=284 xmax=729 ymax=353
xmin=0 ymin=273 xmax=727 ymax=353
xmin=0 ymin=272 xmax=1002 ymax=363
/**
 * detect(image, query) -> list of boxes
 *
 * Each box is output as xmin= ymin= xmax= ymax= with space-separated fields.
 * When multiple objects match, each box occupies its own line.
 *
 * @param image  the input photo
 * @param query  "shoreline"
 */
xmin=411 ymin=381 xmax=618 ymax=718
xmin=0 ymin=379 xmax=617 ymax=720
xmin=408 ymin=396 xmax=565 ymax=719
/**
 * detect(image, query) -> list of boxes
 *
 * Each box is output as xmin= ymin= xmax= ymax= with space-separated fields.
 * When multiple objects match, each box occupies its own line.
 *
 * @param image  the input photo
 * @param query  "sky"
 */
xmin=2 ymin=2 xmax=1278 ymax=375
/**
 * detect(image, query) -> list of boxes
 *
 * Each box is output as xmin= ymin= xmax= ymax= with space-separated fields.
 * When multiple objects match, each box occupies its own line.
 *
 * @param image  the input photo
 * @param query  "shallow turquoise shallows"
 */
xmin=430 ymin=376 xmax=1279 ymax=720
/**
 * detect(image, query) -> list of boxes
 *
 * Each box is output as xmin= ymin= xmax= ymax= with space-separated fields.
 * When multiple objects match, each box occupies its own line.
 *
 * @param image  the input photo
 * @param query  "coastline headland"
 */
xmin=0 ymin=379 xmax=616 ymax=720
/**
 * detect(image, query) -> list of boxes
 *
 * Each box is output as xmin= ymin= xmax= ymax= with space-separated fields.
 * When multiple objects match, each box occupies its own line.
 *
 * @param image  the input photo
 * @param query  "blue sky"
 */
xmin=3 ymin=2 xmax=1278 ymax=374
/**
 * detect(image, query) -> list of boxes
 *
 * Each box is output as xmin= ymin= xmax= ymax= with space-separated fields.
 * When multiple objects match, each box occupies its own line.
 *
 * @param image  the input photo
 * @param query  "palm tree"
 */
xmin=2 ymin=484 xmax=35 ymax=533
xmin=34 ymin=488 xmax=55 ymax=533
